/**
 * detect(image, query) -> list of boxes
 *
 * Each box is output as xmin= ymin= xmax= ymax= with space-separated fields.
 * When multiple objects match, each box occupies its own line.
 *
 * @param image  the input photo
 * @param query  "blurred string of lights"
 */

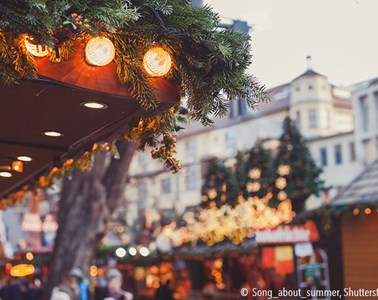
xmin=159 ymin=165 xmax=295 ymax=247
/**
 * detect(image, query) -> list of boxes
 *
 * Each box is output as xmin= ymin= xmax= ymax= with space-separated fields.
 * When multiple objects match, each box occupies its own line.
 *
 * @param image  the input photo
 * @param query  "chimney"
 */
xmin=306 ymin=55 xmax=312 ymax=70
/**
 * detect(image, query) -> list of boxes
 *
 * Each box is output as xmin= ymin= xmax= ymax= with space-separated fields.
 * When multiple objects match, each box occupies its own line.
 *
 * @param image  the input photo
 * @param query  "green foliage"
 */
xmin=273 ymin=117 xmax=324 ymax=213
xmin=237 ymin=140 xmax=273 ymax=199
xmin=0 ymin=0 xmax=268 ymax=145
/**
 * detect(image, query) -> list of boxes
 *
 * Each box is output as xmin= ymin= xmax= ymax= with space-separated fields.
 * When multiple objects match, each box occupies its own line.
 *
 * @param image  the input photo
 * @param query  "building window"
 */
xmin=349 ymin=142 xmax=356 ymax=162
xmin=185 ymin=167 xmax=197 ymax=191
xmin=185 ymin=140 xmax=197 ymax=159
xmin=308 ymin=85 xmax=313 ymax=90
xmin=296 ymin=111 xmax=301 ymax=129
xmin=334 ymin=144 xmax=342 ymax=165
xmin=309 ymin=109 xmax=317 ymax=129
xmin=225 ymin=131 xmax=237 ymax=150
xmin=320 ymin=147 xmax=327 ymax=167
xmin=161 ymin=178 xmax=171 ymax=194
xmin=359 ymin=95 xmax=368 ymax=132
xmin=238 ymin=99 xmax=248 ymax=116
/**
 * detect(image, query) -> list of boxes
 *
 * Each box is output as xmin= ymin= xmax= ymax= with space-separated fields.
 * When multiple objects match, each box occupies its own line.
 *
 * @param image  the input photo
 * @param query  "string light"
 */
xmin=10 ymin=264 xmax=35 ymax=277
xmin=275 ymin=177 xmax=287 ymax=190
xmin=353 ymin=208 xmax=359 ymax=215
xmin=90 ymin=265 xmax=98 ymax=277
xmin=85 ymin=37 xmax=115 ymax=66
xmin=249 ymin=168 xmax=261 ymax=179
xmin=12 ymin=161 xmax=23 ymax=173
xmin=173 ymin=194 xmax=294 ymax=246
xmin=278 ymin=165 xmax=290 ymax=176
xmin=364 ymin=208 xmax=371 ymax=215
xmin=278 ymin=190 xmax=287 ymax=201
xmin=26 ymin=252 xmax=34 ymax=261
xmin=143 ymin=47 xmax=172 ymax=77
xmin=24 ymin=36 xmax=49 ymax=57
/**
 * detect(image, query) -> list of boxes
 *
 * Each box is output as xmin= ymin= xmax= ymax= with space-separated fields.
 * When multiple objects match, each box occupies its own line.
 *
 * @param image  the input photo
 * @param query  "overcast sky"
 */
xmin=204 ymin=0 xmax=378 ymax=88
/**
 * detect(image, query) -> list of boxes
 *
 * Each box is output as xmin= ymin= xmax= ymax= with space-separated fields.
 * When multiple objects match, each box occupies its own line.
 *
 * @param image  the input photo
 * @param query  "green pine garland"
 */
xmin=0 ymin=0 xmax=269 ymax=138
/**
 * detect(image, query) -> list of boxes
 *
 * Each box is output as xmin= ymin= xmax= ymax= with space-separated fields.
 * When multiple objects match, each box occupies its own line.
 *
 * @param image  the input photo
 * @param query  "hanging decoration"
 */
xmin=85 ymin=37 xmax=115 ymax=66
xmin=143 ymin=47 xmax=172 ymax=77
xmin=150 ymin=132 xmax=181 ymax=173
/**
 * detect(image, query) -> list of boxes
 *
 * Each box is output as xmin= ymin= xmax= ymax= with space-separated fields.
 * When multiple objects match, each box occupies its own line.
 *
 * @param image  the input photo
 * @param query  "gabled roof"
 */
xmin=292 ymin=69 xmax=327 ymax=82
xmin=332 ymin=159 xmax=378 ymax=206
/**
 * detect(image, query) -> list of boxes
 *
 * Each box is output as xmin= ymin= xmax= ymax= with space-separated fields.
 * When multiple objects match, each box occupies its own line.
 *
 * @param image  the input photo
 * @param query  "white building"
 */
xmin=126 ymin=59 xmax=372 ymax=221
xmin=352 ymin=77 xmax=378 ymax=166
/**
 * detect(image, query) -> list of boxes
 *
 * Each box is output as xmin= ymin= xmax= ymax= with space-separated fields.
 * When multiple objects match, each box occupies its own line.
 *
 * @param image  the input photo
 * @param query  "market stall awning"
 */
xmin=0 ymin=46 xmax=180 ymax=199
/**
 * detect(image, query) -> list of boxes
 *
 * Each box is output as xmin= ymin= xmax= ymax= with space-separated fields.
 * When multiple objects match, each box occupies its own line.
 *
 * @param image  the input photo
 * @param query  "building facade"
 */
xmin=125 ymin=61 xmax=369 ymax=223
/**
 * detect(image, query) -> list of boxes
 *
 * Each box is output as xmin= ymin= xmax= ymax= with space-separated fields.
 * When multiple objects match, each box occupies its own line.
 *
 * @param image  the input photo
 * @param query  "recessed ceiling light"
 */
xmin=82 ymin=102 xmax=108 ymax=109
xmin=43 ymin=131 xmax=63 ymax=137
xmin=0 ymin=171 xmax=12 ymax=178
xmin=17 ymin=156 xmax=32 ymax=162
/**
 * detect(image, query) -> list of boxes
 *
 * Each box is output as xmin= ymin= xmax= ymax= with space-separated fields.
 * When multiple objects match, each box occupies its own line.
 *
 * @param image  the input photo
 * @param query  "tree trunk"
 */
xmin=45 ymin=141 xmax=138 ymax=298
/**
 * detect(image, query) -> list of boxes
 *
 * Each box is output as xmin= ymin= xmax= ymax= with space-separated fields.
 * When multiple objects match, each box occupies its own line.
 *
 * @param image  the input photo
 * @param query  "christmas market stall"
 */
xmin=330 ymin=159 xmax=378 ymax=299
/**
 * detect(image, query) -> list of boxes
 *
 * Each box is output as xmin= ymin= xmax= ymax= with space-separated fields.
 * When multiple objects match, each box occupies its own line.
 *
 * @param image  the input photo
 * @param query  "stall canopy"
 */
xmin=0 ymin=43 xmax=180 ymax=199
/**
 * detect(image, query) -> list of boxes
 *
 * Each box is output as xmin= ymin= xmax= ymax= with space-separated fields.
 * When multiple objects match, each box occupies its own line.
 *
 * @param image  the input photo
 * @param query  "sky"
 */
xmin=204 ymin=0 xmax=378 ymax=88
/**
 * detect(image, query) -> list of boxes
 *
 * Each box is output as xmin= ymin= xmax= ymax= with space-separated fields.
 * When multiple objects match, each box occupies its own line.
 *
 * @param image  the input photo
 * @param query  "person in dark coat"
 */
xmin=154 ymin=280 xmax=174 ymax=300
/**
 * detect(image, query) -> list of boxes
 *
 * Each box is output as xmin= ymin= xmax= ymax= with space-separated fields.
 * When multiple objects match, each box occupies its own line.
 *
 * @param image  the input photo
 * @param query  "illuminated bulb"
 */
xmin=82 ymin=102 xmax=108 ymax=109
xmin=90 ymin=265 xmax=98 ymax=277
xmin=115 ymin=247 xmax=127 ymax=258
xmin=129 ymin=247 xmax=137 ymax=256
xmin=10 ymin=264 xmax=35 ymax=277
xmin=365 ymin=208 xmax=371 ymax=215
xmin=85 ymin=37 xmax=115 ymax=66
xmin=248 ymin=168 xmax=261 ymax=179
xmin=143 ymin=47 xmax=172 ymax=77
xmin=353 ymin=208 xmax=359 ymax=215
xmin=26 ymin=252 xmax=34 ymax=261
xmin=24 ymin=36 xmax=49 ymax=57
xmin=275 ymin=177 xmax=287 ymax=190
xmin=208 ymin=188 xmax=217 ymax=200
xmin=0 ymin=171 xmax=12 ymax=178
xmin=43 ymin=131 xmax=62 ymax=137
xmin=17 ymin=156 xmax=32 ymax=162
xmin=278 ymin=191 xmax=287 ymax=201
xmin=140 ymin=246 xmax=150 ymax=257
xmin=12 ymin=161 xmax=23 ymax=173
xmin=278 ymin=165 xmax=290 ymax=176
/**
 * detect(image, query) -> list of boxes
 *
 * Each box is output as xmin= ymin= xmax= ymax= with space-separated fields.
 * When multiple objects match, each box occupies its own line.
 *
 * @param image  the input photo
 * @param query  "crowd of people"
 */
xmin=0 ymin=267 xmax=135 ymax=300
xmin=0 ymin=266 xmax=182 ymax=300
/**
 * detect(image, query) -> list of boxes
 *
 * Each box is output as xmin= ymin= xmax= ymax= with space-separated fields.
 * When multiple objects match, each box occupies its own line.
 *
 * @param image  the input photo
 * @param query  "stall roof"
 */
xmin=332 ymin=159 xmax=378 ymax=206
xmin=0 ymin=44 xmax=180 ymax=199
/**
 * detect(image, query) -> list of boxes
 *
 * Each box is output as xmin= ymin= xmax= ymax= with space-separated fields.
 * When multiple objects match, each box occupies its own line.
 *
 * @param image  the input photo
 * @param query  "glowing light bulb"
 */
xmin=24 ymin=36 xmax=49 ymax=57
xmin=26 ymin=252 xmax=34 ymax=261
xmin=129 ymin=247 xmax=137 ymax=256
xmin=143 ymin=47 xmax=172 ymax=77
xmin=115 ymin=247 xmax=127 ymax=258
xmin=85 ymin=37 xmax=115 ymax=66
xmin=140 ymin=246 xmax=150 ymax=257
xmin=12 ymin=161 xmax=23 ymax=173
